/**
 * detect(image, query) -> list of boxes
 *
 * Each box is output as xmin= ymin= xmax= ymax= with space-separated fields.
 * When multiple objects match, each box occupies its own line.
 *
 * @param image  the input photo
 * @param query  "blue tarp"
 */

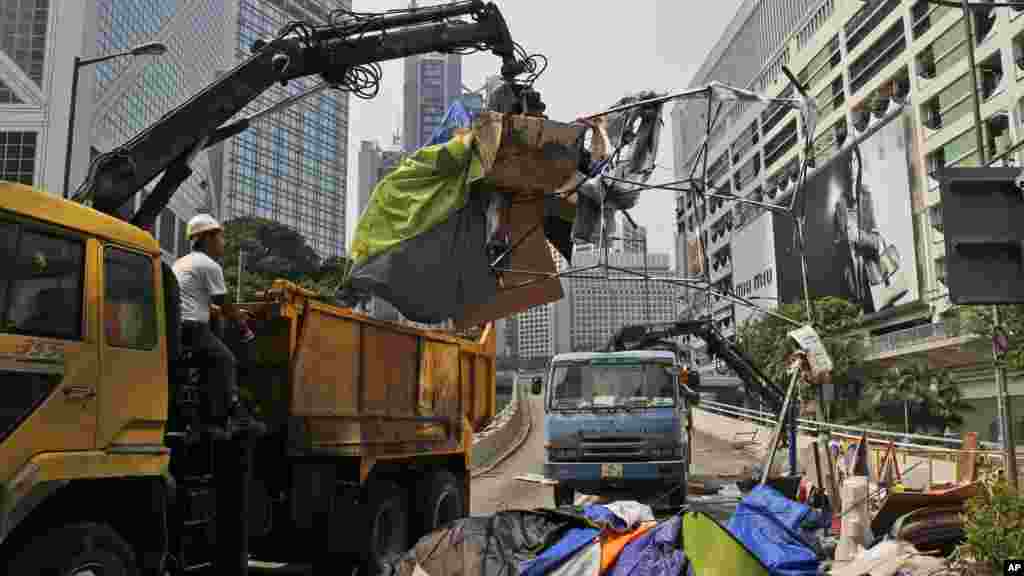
xmin=606 ymin=515 xmax=686 ymax=576
xmin=518 ymin=526 xmax=599 ymax=576
xmin=426 ymin=100 xmax=474 ymax=147
xmin=726 ymin=486 xmax=821 ymax=576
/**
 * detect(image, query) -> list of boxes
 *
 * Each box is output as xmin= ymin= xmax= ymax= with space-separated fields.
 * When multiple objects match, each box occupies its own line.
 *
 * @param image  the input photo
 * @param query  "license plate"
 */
xmin=601 ymin=463 xmax=623 ymax=478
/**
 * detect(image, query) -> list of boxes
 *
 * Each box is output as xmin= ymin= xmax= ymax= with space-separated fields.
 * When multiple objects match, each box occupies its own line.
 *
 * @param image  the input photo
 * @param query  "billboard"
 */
xmin=731 ymin=211 xmax=777 ymax=328
xmin=773 ymin=110 xmax=919 ymax=316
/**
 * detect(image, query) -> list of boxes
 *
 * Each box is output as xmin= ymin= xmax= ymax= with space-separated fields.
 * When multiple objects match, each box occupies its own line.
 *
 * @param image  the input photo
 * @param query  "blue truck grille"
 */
xmin=579 ymin=437 xmax=648 ymax=462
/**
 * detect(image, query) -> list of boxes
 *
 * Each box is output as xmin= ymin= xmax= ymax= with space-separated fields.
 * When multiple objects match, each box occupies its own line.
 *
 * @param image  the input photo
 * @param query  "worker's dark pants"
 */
xmin=182 ymin=320 xmax=238 ymax=422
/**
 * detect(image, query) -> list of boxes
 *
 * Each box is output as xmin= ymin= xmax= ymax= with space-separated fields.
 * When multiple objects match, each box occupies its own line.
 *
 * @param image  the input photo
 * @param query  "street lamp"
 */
xmin=62 ymin=41 xmax=168 ymax=199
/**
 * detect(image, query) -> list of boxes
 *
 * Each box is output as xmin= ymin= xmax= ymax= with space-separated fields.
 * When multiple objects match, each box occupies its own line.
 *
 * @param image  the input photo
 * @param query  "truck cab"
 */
xmin=541 ymin=350 xmax=690 ymax=508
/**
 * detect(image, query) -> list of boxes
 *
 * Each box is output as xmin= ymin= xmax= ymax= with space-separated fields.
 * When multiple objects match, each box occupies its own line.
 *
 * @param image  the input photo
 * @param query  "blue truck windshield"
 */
xmin=549 ymin=362 xmax=675 ymax=411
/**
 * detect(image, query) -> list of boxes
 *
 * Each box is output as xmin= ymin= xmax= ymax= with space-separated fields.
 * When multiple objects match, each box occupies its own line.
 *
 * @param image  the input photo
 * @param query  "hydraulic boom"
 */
xmin=73 ymin=0 xmax=543 ymax=228
xmin=606 ymin=319 xmax=786 ymax=414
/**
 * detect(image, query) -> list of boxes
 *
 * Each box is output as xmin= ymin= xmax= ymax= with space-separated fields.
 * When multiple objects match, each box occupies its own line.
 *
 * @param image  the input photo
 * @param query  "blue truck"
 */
xmin=537 ymin=350 xmax=695 ymax=507
xmin=533 ymin=320 xmax=786 ymax=508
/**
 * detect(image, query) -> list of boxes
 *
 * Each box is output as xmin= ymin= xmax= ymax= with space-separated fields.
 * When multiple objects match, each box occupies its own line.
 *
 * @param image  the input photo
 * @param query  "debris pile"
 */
xmin=383 ymin=501 xmax=685 ymax=576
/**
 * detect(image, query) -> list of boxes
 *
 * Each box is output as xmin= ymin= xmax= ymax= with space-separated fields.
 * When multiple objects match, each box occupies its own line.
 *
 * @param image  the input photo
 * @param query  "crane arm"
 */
xmin=605 ymin=319 xmax=785 ymax=414
xmin=74 ymin=0 xmax=540 ymax=226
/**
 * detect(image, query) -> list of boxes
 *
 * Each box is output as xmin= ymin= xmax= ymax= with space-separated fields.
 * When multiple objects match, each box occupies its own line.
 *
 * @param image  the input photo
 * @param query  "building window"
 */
xmin=761 ymin=86 xmax=794 ymax=136
xmin=0 ymin=131 xmax=36 ymax=186
xmin=920 ymin=73 xmax=972 ymax=132
xmin=911 ymin=0 xmax=954 ymax=39
xmin=798 ymin=35 xmax=841 ymax=92
xmin=763 ymin=119 xmax=799 ymax=169
xmin=916 ymin=20 xmax=967 ymax=82
xmin=849 ymin=20 xmax=907 ymax=94
xmin=731 ymin=119 xmax=759 ymax=165
xmin=104 ymin=246 xmax=157 ymax=350
xmin=0 ymin=79 xmax=23 ymax=104
xmin=0 ymin=0 xmax=49 ymax=86
xmin=1 ymin=223 xmax=85 ymax=341
xmin=845 ymin=0 xmax=902 ymax=54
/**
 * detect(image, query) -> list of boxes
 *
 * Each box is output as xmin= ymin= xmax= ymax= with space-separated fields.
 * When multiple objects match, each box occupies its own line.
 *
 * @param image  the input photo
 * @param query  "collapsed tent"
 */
xmin=347 ymin=112 xmax=583 ymax=327
xmin=346 ymin=83 xmax=804 ymax=327
xmin=383 ymin=501 xmax=685 ymax=576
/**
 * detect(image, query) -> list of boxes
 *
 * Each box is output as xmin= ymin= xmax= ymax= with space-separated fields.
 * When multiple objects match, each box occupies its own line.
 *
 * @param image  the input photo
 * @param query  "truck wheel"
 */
xmin=417 ymin=469 xmax=465 ymax=537
xmin=553 ymin=484 xmax=574 ymax=507
xmin=362 ymin=481 xmax=409 ymax=575
xmin=7 ymin=522 xmax=138 ymax=576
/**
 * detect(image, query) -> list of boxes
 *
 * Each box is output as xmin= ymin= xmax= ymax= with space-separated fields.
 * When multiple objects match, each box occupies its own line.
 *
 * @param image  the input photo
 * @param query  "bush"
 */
xmin=959 ymin=478 xmax=1024 ymax=573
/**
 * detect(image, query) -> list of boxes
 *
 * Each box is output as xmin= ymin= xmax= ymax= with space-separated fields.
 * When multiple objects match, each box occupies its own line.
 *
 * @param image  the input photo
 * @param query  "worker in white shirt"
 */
xmin=173 ymin=214 xmax=265 ymax=438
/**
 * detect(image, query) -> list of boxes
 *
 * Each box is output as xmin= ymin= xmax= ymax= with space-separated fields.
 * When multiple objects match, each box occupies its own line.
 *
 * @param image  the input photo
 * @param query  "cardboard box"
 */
xmin=453 ymin=198 xmax=564 ymax=330
xmin=474 ymin=112 xmax=585 ymax=196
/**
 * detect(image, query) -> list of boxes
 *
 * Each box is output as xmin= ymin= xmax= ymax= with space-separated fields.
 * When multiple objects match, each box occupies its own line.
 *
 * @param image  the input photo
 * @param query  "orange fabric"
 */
xmin=599 ymin=521 xmax=657 ymax=574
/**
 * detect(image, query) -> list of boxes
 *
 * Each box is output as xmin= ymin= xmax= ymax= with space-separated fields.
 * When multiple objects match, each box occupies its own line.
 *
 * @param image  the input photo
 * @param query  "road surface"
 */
xmin=471 ymin=394 xmax=763 ymax=515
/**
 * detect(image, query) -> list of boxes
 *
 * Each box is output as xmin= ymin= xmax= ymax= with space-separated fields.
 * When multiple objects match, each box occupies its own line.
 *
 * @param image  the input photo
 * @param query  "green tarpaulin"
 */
xmin=347 ymin=134 xmax=509 ymax=325
xmin=350 ymin=135 xmax=485 ymax=268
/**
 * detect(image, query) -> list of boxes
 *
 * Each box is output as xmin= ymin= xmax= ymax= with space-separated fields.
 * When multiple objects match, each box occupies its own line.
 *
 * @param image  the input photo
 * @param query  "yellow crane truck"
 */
xmin=0 ymin=2 xmax=547 ymax=574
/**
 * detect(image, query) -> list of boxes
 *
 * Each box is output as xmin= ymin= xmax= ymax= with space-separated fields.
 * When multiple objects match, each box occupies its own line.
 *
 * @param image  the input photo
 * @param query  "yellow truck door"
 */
xmin=95 ymin=245 xmax=166 ymax=449
xmin=0 ymin=218 xmax=98 ymax=482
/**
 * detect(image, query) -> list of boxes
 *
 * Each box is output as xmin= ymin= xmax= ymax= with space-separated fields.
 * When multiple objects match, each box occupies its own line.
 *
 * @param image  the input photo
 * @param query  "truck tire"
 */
xmin=553 ymin=484 xmax=574 ymax=507
xmin=362 ymin=481 xmax=409 ymax=575
xmin=7 ymin=522 xmax=138 ymax=576
xmin=417 ymin=469 xmax=465 ymax=537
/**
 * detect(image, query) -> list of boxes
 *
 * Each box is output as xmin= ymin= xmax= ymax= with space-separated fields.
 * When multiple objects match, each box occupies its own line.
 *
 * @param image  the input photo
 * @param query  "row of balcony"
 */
xmin=864 ymin=318 xmax=974 ymax=357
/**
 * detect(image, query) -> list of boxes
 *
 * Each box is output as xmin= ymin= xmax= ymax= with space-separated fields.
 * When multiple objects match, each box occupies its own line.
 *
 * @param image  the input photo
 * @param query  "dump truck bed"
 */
xmin=240 ymin=281 xmax=496 ymax=459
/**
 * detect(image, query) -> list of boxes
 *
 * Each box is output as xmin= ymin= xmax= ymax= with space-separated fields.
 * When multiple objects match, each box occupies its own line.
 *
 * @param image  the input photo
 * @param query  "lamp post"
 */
xmin=62 ymin=41 xmax=167 ymax=199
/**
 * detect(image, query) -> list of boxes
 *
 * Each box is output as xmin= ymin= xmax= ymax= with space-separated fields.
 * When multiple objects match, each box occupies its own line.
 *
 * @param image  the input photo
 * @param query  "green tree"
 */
xmin=221 ymin=216 xmax=353 ymax=301
xmin=930 ymin=369 xmax=975 ymax=432
xmin=736 ymin=296 xmax=864 ymax=400
xmin=954 ymin=304 xmax=1024 ymax=370
xmin=867 ymin=363 xmax=937 ymax=434
xmin=863 ymin=361 xmax=974 ymax=434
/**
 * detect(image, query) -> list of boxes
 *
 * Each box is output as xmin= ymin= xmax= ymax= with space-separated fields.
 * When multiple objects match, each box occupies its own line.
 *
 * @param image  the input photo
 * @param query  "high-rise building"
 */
xmin=515 ymin=244 xmax=571 ymax=359
xmin=675 ymin=0 xmax=1022 ymax=439
xmin=574 ymin=211 xmax=649 ymax=256
xmin=91 ymin=0 xmax=235 ymax=262
xmin=565 ymin=251 xmax=680 ymax=353
xmin=1 ymin=0 xmax=232 ymax=263
xmin=0 ymin=0 xmax=70 ymax=195
xmin=356 ymin=138 xmax=406 ymax=322
xmin=217 ymin=0 xmax=351 ymax=258
xmin=402 ymin=3 xmax=462 ymax=153
xmin=356 ymin=139 xmax=405 ymax=219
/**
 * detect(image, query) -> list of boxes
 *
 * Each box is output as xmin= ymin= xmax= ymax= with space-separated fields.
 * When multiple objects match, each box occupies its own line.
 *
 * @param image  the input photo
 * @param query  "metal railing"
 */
xmin=697 ymin=398 xmax=1023 ymax=483
xmin=699 ymin=398 xmax=1003 ymax=450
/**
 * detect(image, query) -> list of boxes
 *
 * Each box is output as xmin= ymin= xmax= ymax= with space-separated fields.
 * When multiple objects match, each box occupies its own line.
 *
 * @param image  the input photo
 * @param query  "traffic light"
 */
xmin=939 ymin=167 xmax=1024 ymax=304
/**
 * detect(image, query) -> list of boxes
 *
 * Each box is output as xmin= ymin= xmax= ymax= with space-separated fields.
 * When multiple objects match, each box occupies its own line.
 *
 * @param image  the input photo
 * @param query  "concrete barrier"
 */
xmin=469 ymin=372 xmax=533 ymax=474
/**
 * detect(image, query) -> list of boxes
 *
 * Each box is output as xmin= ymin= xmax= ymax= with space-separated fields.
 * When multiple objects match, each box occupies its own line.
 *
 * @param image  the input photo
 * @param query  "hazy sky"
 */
xmin=344 ymin=0 xmax=745 ymax=264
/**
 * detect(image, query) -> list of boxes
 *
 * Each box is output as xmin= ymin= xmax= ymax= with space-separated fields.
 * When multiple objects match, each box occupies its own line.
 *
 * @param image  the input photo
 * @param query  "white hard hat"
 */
xmin=186 ymin=213 xmax=222 ymax=239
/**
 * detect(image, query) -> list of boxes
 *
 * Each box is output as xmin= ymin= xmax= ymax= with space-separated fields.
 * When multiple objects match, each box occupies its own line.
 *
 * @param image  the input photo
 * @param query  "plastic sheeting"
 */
xmin=726 ymin=486 xmax=822 ymax=576
xmin=347 ymin=134 xmax=499 ymax=324
xmin=427 ymin=100 xmax=475 ymax=147
xmin=605 ymin=515 xmax=685 ymax=576
xmin=683 ymin=510 xmax=770 ymax=576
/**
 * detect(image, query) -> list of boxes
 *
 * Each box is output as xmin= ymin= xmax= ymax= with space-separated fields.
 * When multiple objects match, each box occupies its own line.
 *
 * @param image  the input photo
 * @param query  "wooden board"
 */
xmin=453 ymin=198 xmax=564 ymax=329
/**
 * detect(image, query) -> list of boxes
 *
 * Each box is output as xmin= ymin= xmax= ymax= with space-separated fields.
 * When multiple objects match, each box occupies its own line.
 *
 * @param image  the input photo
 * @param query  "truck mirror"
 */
xmin=531 ymin=376 xmax=543 ymax=395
